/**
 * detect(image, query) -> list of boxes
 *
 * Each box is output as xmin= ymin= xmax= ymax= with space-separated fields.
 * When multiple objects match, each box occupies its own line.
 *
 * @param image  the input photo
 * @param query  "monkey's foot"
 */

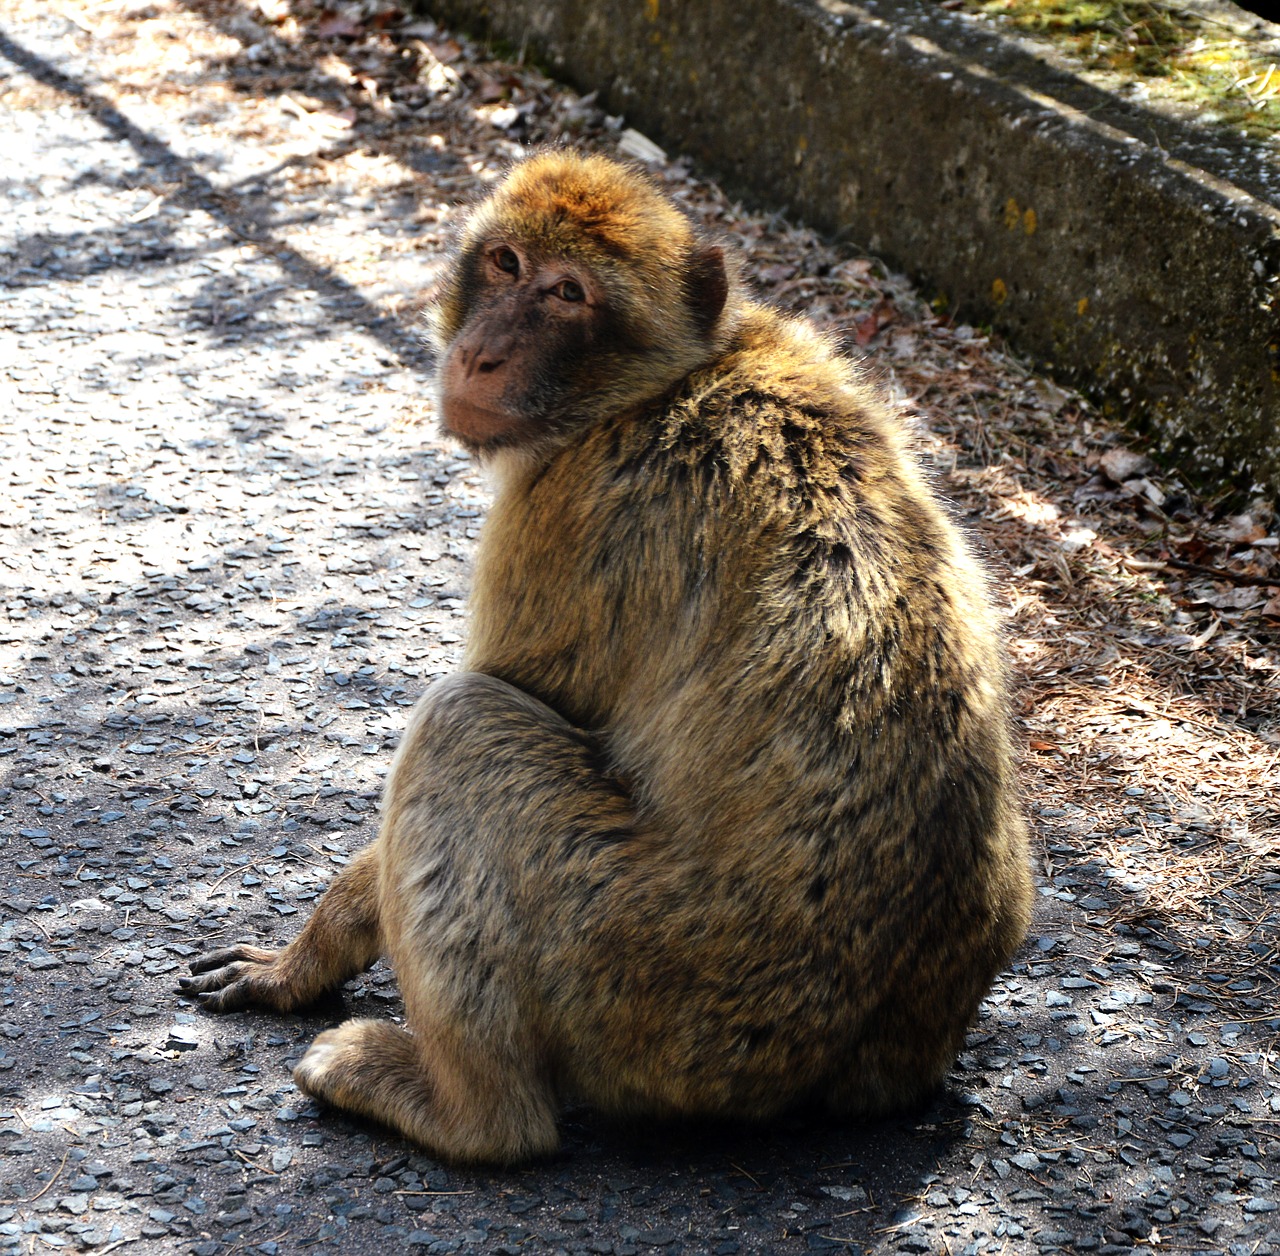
xmin=180 ymin=944 xmax=292 ymax=1013
xmin=294 ymin=1020 xmax=560 ymax=1164
xmin=294 ymin=1020 xmax=431 ymax=1135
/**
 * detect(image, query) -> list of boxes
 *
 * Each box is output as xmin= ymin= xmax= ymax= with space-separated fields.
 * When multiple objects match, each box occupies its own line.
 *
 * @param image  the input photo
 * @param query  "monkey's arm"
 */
xmin=180 ymin=845 xmax=384 ymax=1012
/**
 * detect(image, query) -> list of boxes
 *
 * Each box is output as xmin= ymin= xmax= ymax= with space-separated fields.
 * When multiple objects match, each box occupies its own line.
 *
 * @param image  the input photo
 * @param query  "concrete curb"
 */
xmin=426 ymin=0 xmax=1280 ymax=495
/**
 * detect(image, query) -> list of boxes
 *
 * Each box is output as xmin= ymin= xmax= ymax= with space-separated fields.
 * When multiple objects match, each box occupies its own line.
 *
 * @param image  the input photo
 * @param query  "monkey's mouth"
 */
xmin=440 ymin=394 xmax=524 ymax=447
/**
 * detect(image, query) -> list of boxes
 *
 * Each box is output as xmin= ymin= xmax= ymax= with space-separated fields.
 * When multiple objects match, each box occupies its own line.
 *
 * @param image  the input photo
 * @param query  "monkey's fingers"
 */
xmin=178 ymin=961 xmax=279 ymax=1013
xmin=190 ymin=980 xmax=266 ymax=1014
xmin=179 ymin=959 xmax=255 ymax=995
xmin=188 ymin=944 xmax=279 ymax=976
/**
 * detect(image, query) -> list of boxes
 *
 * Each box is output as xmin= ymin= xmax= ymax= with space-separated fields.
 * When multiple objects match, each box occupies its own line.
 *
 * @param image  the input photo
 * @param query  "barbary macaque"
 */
xmin=183 ymin=150 xmax=1033 ymax=1163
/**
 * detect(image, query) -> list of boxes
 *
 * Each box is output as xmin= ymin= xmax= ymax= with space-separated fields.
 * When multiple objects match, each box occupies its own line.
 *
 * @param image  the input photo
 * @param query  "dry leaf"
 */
xmin=315 ymin=12 xmax=362 ymax=38
xmin=1222 ymin=514 xmax=1266 ymax=544
xmin=1196 ymin=587 xmax=1265 ymax=611
xmin=1120 ymin=477 xmax=1165 ymax=507
xmin=1032 ymin=378 xmax=1070 ymax=412
xmin=1099 ymin=447 xmax=1153 ymax=484
xmin=853 ymin=297 xmax=896 ymax=345
xmin=1172 ymin=535 xmax=1213 ymax=564
xmin=618 ymin=129 xmax=667 ymax=164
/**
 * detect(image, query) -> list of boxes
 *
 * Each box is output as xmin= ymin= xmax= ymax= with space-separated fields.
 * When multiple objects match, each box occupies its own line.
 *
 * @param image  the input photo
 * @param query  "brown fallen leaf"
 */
xmin=854 ymin=297 xmax=896 ymax=345
xmin=1171 ymin=535 xmax=1214 ymax=564
xmin=314 ymin=11 xmax=362 ymax=38
xmin=428 ymin=36 xmax=464 ymax=63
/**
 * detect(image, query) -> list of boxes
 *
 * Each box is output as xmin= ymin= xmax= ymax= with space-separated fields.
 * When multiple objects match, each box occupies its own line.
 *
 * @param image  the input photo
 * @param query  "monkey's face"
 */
xmin=433 ymin=152 xmax=735 ymax=457
xmin=438 ymin=239 xmax=612 ymax=450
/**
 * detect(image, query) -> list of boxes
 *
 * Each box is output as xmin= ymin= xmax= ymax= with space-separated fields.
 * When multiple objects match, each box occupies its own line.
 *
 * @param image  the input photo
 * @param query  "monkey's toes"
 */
xmin=180 ymin=960 xmax=250 ymax=993
xmin=188 ymin=944 xmax=279 ymax=976
xmin=179 ymin=966 xmax=251 ymax=1010
xmin=192 ymin=983 xmax=258 ymax=1013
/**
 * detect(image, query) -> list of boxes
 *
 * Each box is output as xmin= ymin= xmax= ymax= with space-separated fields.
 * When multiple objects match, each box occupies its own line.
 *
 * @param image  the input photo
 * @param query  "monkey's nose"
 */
xmin=459 ymin=329 xmax=515 ymax=378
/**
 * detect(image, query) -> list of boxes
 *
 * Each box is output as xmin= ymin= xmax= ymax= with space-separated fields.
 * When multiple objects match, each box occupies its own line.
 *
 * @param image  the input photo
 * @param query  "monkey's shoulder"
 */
xmin=593 ymin=306 xmax=945 ymax=559
xmin=632 ymin=306 xmax=909 ymax=502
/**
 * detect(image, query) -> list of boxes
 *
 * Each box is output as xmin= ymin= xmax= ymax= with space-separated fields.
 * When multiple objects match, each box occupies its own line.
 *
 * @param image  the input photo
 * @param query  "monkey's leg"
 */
xmin=293 ymin=1015 xmax=560 ymax=1164
xmin=180 ymin=845 xmax=384 ymax=1013
xmin=291 ymin=671 xmax=631 ymax=1162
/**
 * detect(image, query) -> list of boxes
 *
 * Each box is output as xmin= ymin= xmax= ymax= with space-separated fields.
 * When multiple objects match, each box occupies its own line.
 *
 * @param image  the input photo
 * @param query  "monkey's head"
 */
xmin=431 ymin=151 xmax=737 ymax=456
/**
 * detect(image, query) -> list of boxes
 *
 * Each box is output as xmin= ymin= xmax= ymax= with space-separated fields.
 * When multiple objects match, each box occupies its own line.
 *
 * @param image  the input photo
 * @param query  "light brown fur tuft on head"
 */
xmin=471 ymin=151 xmax=695 ymax=265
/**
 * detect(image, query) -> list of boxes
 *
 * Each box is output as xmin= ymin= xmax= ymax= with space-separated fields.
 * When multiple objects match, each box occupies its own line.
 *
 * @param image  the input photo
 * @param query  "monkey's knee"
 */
xmin=407 ymin=671 xmax=570 ymax=748
xmin=387 ymin=670 xmax=592 ymax=827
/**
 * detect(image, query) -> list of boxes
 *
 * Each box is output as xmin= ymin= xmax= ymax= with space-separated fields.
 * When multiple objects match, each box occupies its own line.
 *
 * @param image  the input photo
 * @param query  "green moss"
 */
xmin=953 ymin=0 xmax=1280 ymax=140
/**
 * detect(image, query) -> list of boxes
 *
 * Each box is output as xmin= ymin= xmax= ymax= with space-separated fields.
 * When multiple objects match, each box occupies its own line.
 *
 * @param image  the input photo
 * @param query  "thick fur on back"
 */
xmin=465 ymin=293 xmax=1032 ymax=1117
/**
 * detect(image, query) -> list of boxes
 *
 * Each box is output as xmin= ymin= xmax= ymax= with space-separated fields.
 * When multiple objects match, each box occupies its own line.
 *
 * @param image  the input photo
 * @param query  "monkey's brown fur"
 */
xmin=183 ymin=151 xmax=1033 ymax=1164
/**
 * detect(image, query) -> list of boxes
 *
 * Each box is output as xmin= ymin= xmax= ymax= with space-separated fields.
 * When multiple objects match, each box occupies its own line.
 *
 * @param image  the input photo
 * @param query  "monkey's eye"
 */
xmin=493 ymin=247 xmax=520 ymax=277
xmin=552 ymin=279 xmax=585 ymax=303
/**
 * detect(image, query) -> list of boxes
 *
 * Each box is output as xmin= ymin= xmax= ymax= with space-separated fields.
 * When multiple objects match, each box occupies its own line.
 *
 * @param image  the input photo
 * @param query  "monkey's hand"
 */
xmin=180 ymin=945 xmax=294 ymax=1013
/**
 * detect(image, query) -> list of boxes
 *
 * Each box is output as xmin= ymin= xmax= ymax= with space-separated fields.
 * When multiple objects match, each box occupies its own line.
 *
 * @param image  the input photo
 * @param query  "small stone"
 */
xmin=637 ymin=1229 xmax=677 ymax=1246
xmin=1035 ymin=1231 xmax=1076 ymax=1247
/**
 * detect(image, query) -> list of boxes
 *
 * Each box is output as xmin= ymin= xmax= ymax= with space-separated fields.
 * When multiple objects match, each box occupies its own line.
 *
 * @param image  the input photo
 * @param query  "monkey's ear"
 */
xmin=684 ymin=244 xmax=728 ymax=339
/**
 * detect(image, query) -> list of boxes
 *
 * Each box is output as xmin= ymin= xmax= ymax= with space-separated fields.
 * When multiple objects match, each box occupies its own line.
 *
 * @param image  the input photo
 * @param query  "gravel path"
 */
xmin=1 ymin=1 xmax=1277 ymax=1254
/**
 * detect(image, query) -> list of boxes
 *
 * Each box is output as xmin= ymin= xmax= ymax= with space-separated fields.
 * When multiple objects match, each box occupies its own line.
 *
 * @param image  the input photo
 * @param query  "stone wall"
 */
xmin=428 ymin=0 xmax=1280 ymax=493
